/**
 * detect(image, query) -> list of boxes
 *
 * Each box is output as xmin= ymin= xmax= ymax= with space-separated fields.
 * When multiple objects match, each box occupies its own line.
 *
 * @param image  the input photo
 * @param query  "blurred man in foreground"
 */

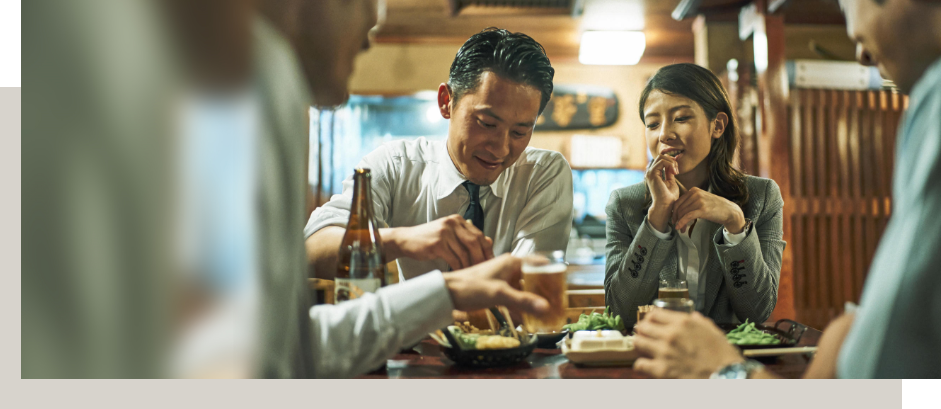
xmin=631 ymin=0 xmax=941 ymax=379
xmin=23 ymin=0 xmax=550 ymax=378
xmin=23 ymin=0 xmax=180 ymax=378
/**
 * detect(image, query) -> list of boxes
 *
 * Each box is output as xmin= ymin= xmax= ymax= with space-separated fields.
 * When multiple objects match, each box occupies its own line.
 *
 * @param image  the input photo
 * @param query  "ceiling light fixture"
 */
xmin=578 ymin=31 xmax=646 ymax=66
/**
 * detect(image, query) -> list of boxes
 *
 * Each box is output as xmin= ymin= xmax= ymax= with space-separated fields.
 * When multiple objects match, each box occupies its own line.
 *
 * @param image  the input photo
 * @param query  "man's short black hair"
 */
xmin=447 ymin=27 xmax=555 ymax=115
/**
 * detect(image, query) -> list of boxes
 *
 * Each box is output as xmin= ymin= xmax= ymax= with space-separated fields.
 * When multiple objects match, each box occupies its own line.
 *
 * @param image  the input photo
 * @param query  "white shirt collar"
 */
xmin=434 ymin=140 xmax=506 ymax=199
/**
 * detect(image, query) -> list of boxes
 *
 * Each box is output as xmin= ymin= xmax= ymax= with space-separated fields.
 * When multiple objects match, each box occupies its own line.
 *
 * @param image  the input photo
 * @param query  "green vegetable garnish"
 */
xmin=562 ymin=306 xmax=626 ymax=332
xmin=449 ymin=327 xmax=480 ymax=348
xmin=725 ymin=319 xmax=782 ymax=346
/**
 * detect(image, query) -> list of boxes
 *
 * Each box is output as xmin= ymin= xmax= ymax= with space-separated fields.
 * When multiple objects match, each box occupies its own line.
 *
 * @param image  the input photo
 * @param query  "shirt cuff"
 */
xmin=379 ymin=270 xmax=455 ymax=345
xmin=722 ymin=226 xmax=747 ymax=246
xmin=304 ymin=213 xmax=349 ymax=238
xmin=645 ymin=218 xmax=673 ymax=240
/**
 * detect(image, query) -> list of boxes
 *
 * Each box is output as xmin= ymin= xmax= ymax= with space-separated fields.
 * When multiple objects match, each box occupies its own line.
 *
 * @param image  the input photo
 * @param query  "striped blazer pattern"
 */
xmin=604 ymin=176 xmax=786 ymax=328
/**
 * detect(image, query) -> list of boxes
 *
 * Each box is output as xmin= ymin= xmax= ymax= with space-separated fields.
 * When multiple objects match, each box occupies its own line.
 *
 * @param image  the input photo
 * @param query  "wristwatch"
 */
xmin=723 ymin=218 xmax=753 ymax=237
xmin=710 ymin=360 xmax=765 ymax=379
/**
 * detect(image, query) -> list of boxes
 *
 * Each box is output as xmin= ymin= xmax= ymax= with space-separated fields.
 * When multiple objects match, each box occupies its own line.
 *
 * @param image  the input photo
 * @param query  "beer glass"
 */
xmin=658 ymin=279 xmax=689 ymax=299
xmin=521 ymin=250 xmax=568 ymax=333
xmin=653 ymin=298 xmax=695 ymax=314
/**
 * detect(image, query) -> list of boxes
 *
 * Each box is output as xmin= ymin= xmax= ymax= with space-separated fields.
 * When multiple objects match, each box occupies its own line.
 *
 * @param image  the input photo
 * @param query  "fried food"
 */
xmin=475 ymin=335 xmax=521 ymax=350
xmin=455 ymin=321 xmax=480 ymax=334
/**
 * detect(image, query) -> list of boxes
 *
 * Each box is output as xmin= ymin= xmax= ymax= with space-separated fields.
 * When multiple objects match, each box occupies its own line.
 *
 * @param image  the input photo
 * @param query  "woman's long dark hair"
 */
xmin=639 ymin=63 xmax=749 ymax=208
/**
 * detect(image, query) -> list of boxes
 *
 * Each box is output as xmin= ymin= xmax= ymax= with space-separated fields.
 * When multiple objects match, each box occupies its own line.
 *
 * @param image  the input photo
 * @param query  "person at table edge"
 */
xmin=631 ymin=0 xmax=941 ymax=379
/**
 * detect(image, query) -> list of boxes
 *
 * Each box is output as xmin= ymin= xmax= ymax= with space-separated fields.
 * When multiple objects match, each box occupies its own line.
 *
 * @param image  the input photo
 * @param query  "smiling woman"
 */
xmin=638 ymin=64 xmax=748 ymax=211
xmin=603 ymin=63 xmax=786 ymax=329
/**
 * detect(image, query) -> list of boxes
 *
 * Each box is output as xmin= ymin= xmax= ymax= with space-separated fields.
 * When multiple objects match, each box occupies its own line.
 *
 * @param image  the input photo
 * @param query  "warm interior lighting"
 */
xmin=579 ymin=31 xmax=646 ymax=65
xmin=581 ymin=0 xmax=645 ymax=31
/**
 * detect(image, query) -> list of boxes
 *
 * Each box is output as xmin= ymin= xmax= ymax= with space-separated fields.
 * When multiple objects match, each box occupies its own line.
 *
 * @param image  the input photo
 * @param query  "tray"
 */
xmin=560 ymin=337 xmax=639 ymax=367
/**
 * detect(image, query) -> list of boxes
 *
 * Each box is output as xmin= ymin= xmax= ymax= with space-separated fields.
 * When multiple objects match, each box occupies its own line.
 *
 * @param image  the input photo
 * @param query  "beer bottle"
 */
xmin=335 ymin=168 xmax=388 ymax=302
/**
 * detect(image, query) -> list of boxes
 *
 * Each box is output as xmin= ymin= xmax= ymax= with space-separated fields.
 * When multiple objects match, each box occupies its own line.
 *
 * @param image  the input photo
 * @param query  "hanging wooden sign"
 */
xmin=534 ymin=84 xmax=619 ymax=131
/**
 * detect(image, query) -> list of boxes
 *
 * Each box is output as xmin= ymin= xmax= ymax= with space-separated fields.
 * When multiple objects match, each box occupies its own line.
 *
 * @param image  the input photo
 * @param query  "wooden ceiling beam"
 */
xmin=377 ymin=0 xmax=699 ymax=62
xmin=375 ymin=13 xmax=693 ymax=41
xmin=668 ymin=0 xmax=844 ymax=25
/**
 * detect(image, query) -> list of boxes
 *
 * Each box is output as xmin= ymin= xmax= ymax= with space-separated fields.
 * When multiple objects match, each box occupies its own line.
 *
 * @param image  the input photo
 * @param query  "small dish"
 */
xmin=571 ymin=330 xmax=629 ymax=350
xmin=717 ymin=319 xmax=806 ymax=350
xmin=561 ymin=333 xmax=638 ymax=367
xmin=534 ymin=330 xmax=569 ymax=349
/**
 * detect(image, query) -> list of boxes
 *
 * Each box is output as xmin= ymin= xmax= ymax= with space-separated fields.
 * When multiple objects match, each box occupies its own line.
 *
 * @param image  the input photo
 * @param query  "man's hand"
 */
xmin=803 ymin=313 xmax=854 ymax=379
xmin=383 ymin=215 xmax=494 ymax=270
xmin=633 ymin=310 xmax=744 ymax=379
xmin=443 ymin=254 xmax=550 ymax=317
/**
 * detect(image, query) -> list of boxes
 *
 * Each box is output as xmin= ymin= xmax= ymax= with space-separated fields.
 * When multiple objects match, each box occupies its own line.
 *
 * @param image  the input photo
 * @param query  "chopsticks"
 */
xmin=742 ymin=346 xmax=817 ymax=357
xmin=658 ymin=167 xmax=688 ymax=194
xmin=674 ymin=178 xmax=687 ymax=194
xmin=489 ymin=307 xmax=520 ymax=340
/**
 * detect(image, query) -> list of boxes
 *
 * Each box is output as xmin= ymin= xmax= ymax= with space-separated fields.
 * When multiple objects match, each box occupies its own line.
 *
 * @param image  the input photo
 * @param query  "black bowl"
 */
xmin=442 ymin=333 xmax=538 ymax=368
xmin=534 ymin=330 xmax=569 ymax=349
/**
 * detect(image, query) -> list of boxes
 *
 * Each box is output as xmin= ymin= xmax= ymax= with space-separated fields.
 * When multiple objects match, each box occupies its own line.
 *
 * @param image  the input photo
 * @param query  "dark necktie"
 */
xmin=462 ymin=181 xmax=484 ymax=232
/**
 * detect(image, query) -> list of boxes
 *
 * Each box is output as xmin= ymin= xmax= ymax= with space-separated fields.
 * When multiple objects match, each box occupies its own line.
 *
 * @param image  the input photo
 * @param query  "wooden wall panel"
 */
xmin=785 ymin=88 xmax=906 ymax=330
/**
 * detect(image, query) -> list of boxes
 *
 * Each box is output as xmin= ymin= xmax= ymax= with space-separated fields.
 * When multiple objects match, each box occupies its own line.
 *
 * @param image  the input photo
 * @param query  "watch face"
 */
xmin=712 ymin=361 xmax=762 ymax=379
xmin=721 ymin=364 xmax=748 ymax=379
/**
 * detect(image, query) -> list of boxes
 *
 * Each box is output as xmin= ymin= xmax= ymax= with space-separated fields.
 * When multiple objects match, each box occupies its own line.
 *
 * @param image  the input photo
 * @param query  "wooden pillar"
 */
xmin=692 ymin=15 xmax=747 ymax=75
xmin=745 ymin=0 xmax=795 ymax=322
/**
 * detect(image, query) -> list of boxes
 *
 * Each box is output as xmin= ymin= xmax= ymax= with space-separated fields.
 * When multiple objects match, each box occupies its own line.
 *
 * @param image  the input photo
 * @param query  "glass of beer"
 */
xmin=658 ymin=279 xmax=689 ymax=299
xmin=521 ymin=250 xmax=568 ymax=334
xmin=653 ymin=298 xmax=695 ymax=314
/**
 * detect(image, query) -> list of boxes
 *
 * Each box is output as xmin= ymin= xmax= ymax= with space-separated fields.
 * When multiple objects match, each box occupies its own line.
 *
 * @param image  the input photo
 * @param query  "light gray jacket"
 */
xmin=604 ymin=176 xmax=785 ymax=328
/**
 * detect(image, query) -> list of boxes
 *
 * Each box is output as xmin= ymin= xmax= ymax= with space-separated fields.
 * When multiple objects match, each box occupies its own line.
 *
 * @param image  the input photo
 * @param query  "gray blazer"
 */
xmin=604 ymin=176 xmax=785 ymax=328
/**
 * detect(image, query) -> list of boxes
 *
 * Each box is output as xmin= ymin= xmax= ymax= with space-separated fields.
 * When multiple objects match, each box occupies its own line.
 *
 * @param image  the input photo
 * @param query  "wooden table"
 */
xmin=566 ymin=263 xmax=605 ymax=290
xmin=361 ymin=325 xmax=822 ymax=379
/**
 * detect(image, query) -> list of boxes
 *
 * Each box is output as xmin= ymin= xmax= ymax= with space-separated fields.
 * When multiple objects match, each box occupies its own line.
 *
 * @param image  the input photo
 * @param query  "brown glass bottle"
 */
xmin=335 ymin=168 xmax=389 ymax=302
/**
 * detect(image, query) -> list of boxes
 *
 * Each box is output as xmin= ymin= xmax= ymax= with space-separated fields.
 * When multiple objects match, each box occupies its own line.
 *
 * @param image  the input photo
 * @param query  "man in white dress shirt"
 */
xmin=305 ymin=28 xmax=574 ymax=281
xmin=253 ymin=1 xmax=554 ymax=377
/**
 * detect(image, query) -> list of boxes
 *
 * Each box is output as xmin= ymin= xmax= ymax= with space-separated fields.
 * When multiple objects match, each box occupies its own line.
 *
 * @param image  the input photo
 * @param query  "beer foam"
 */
xmin=522 ymin=263 xmax=567 ymax=274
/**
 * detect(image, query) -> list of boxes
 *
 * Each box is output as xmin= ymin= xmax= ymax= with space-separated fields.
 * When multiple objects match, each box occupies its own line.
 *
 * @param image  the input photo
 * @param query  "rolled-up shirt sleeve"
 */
xmin=304 ymin=191 xmax=354 ymax=238
xmin=306 ymin=270 xmax=454 ymax=378
xmin=304 ymin=146 xmax=396 ymax=238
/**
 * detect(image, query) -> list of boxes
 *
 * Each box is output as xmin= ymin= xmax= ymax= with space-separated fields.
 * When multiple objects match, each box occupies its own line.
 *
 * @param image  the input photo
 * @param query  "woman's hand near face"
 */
xmin=671 ymin=187 xmax=746 ymax=234
xmin=644 ymin=154 xmax=681 ymax=232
